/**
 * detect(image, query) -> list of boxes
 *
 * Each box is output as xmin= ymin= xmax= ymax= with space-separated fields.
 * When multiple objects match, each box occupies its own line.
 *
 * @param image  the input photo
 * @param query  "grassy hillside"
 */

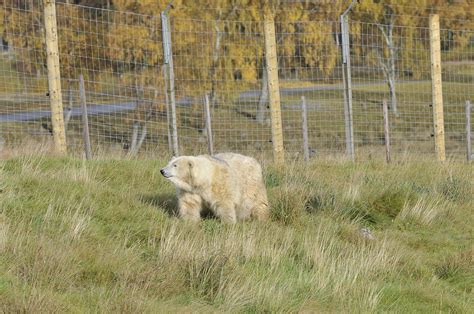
xmin=0 ymin=155 xmax=473 ymax=312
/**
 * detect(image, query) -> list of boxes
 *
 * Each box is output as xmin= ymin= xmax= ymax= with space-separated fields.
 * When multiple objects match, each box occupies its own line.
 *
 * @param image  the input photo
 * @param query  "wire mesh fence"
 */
xmin=0 ymin=1 xmax=473 ymax=160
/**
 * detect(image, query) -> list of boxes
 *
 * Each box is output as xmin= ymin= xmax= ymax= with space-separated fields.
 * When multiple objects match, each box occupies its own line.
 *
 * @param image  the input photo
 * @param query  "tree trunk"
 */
xmin=387 ymin=28 xmax=398 ymax=116
xmin=256 ymin=60 xmax=268 ymax=124
xmin=388 ymin=75 xmax=397 ymax=116
xmin=377 ymin=18 xmax=399 ymax=116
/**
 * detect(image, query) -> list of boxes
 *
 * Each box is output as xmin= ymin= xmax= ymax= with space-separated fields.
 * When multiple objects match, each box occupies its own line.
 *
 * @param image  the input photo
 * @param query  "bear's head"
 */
xmin=160 ymin=156 xmax=210 ymax=192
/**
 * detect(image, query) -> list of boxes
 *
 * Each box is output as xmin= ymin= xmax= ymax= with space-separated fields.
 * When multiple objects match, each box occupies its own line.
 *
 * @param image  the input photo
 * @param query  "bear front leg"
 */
xmin=178 ymin=192 xmax=202 ymax=222
xmin=213 ymin=202 xmax=237 ymax=224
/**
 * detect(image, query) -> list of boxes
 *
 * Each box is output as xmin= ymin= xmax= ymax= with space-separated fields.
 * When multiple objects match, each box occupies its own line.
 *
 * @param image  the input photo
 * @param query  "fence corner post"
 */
xmin=43 ymin=0 xmax=67 ymax=154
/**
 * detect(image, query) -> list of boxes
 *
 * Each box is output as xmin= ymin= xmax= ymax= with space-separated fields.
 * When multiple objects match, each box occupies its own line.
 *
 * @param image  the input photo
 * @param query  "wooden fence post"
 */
xmin=43 ymin=0 xmax=67 ymax=154
xmin=466 ymin=100 xmax=472 ymax=162
xmin=382 ymin=99 xmax=391 ymax=163
xmin=204 ymin=94 xmax=214 ymax=155
xmin=79 ymin=75 xmax=92 ymax=159
xmin=429 ymin=14 xmax=446 ymax=161
xmin=264 ymin=13 xmax=284 ymax=165
xmin=301 ymin=96 xmax=310 ymax=161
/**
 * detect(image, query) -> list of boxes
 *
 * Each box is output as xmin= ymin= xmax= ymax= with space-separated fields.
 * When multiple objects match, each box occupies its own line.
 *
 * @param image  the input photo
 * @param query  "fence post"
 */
xmin=204 ymin=94 xmax=214 ymax=155
xmin=382 ymin=99 xmax=391 ymax=163
xmin=161 ymin=9 xmax=179 ymax=156
xmin=301 ymin=96 xmax=310 ymax=161
xmin=64 ymin=81 xmax=73 ymax=129
xmin=162 ymin=65 xmax=173 ymax=154
xmin=264 ymin=13 xmax=285 ymax=165
xmin=466 ymin=100 xmax=472 ymax=162
xmin=340 ymin=12 xmax=355 ymax=161
xmin=43 ymin=0 xmax=67 ymax=154
xmin=79 ymin=75 xmax=92 ymax=159
xmin=429 ymin=14 xmax=446 ymax=162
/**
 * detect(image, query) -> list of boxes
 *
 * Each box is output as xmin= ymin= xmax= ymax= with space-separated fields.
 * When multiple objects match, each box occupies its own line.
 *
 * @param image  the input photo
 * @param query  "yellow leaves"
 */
xmin=107 ymin=21 xmax=161 ymax=66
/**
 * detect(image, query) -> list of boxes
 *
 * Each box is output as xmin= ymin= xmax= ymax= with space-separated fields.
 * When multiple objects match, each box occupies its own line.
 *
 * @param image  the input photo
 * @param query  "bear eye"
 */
xmin=173 ymin=164 xmax=177 ymax=168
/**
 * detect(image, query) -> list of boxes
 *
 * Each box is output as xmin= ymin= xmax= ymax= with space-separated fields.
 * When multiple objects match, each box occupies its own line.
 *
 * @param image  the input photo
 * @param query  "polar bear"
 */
xmin=160 ymin=153 xmax=269 ymax=223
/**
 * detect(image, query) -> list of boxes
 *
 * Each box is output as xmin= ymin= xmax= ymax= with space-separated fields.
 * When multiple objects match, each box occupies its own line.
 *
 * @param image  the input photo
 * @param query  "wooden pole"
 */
xmin=466 ymin=100 xmax=472 ymax=162
xmin=79 ymin=75 xmax=92 ymax=160
xmin=429 ymin=14 xmax=446 ymax=162
xmin=204 ymin=94 xmax=214 ymax=155
xmin=161 ymin=11 xmax=179 ymax=156
xmin=264 ymin=13 xmax=285 ymax=165
xmin=301 ymin=96 xmax=310 ymax=161
xmin=382 ymin=99 xmax=391 ymax=163
xmin=43 ymin=0 xmax=67 ymax=154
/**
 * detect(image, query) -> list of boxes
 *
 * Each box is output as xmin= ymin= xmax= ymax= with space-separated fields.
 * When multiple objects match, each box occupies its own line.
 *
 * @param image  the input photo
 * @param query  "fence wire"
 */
xmin=0 ymin=1 xmax=472 ymax=160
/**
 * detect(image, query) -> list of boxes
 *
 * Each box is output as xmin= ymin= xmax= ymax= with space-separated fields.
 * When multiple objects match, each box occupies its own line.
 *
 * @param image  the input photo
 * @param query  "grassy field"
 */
xmin=0 ymin=153 xmax=473 ymax=312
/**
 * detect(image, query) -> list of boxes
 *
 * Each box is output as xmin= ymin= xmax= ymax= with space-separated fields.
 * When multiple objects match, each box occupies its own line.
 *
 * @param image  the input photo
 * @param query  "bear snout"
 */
xmin=160 ymin=168 xmax=172 ymax=178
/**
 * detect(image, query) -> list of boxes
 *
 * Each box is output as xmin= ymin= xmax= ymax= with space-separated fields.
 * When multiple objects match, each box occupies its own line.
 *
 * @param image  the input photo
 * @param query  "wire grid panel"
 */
xmin=171 ymin=17 xmax=349 ymax=157
xmin=0 ymin=1 xmax=51 ymax=145
xmin=349 ymin=20 xmax=435 ymax=158
xmin=55 ymin=3 xmax=168 ymax=152
xmin=170 ymin=17 xmax=271 ymax=155
xmin=0 ymin=1 xmax=169 ymax=153
xmin=272 ymin=19 xmax=346 ymax=157
xmin=1 ymin=2 xmax=473 ymax=159
xmin=440 ymin=28 xmax=474 ymax=157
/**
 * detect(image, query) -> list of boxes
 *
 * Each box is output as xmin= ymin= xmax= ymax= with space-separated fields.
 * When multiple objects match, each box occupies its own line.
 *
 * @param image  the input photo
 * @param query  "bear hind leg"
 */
xmin=251 ymin=202 xmax=270 ymax=221
xmin=213 ymin=202 xmax=237 ymax=224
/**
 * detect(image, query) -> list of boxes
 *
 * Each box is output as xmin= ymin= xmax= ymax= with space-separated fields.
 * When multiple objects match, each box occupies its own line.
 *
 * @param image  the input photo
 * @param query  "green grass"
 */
xmin=0 ymin=154 xmax=473 ymax=312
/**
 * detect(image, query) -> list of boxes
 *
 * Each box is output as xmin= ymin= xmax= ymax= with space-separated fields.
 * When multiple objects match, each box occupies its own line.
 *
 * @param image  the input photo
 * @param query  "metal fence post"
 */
xmin=79 ymin=74 xmax=92 ymax=160
xmin=301 ymin=96 xmax=310 ymax=161
xmin=204 ymin=94 xmax=214 ymax=155
xmin=43 ymin=0 xmax=67 ymax=154
xmin=161 ymin=9 xmax=179 ymax=156
xmin=162 ymin=65 xmax=173 ymax=154
xmin=340 ymin=1 xmax=356 ymax=161
xmin=466 ymin=100 xmax=472 ymax=162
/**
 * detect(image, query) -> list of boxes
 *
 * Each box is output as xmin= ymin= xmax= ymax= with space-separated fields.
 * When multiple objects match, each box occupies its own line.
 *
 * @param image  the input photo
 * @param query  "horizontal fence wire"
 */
xmin=0 ymin=1 xmax=472 ymax=160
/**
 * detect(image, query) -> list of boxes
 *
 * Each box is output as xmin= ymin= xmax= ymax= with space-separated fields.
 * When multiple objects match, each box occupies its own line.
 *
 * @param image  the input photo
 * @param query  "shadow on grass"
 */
xmin=140 ymin=193 xmax=178 ymax=217
xmin=139 ymin=193 xmax=218 ymax=220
